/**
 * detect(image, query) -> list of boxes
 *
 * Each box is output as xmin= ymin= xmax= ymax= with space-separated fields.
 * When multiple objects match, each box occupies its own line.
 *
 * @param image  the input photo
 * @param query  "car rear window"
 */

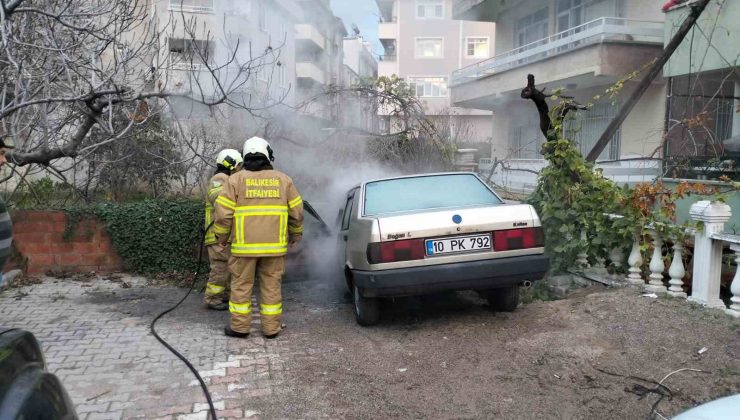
xmin=363 ymin=174 xmax=502 ymax=216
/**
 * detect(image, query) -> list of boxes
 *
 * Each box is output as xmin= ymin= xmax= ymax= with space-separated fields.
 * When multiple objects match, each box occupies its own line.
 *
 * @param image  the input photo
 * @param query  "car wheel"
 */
xmin=353 ymin=285 xmax=380 ymax=326
xmin=487 ymin=285 xmax=520 ymax=312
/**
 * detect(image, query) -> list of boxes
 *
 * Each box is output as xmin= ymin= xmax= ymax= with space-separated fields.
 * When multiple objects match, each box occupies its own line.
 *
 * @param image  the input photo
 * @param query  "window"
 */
xmin=415 ymin=37 xmax=443 ymax=58
xmin=510 ymin=123 xmax=545 ymax=159
xmin=168 ymin=38 xmax=214 ymax=67
xmin=515 ymin=8 xmax=549 ymax=48
xmin=363 ymin=174 xmax=502 ymax=216
xmin=258 ymin=2 xmax=267 ymax=31
xmin=564 ymin=103 xmax=621 ymax=161
xmin=341 ymin=193 xmax=355 ymax=230
xmin=169 ymin=0 xmax=214 ymax=12
xmin=557 ymin=0 xmax=583 ymax=32
xmin=416 ymin=0 xmax=444 ymax=19
xmin=278 ymin=62 xmax=287 ymax=87
xmin=465 ymin=37 xmax=489 ymax=59
xmin=408 ymin=77 xmax=448 ymax=98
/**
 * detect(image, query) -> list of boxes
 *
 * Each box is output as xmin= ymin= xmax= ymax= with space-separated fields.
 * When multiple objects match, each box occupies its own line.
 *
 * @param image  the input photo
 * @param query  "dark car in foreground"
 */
xmin=0 ymin=327 xmax=77 ymax=419
xmin=337 ymin=172 xmax=550 ymax=325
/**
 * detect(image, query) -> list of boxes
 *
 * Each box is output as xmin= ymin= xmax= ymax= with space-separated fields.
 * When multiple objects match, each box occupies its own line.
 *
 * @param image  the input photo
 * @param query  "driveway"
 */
xmin=1 ymin=274 xmax=738 ymax=419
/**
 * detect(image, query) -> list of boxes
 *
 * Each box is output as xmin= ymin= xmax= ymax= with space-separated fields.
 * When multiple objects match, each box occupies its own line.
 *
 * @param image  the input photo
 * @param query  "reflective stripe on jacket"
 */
xmin=213 ymin=169 xmax=304 ymax=257
xmin=205 ymin=172 xmax=230 ymax=246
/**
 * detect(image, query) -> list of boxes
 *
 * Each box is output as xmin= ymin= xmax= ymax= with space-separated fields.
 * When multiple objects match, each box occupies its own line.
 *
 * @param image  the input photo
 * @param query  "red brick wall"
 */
xmin=10 ymin=211 xmax=123 ymax=274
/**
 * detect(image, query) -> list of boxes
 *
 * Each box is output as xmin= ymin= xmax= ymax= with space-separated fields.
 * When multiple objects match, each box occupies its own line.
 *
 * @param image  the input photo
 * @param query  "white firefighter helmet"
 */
xmin=243 ymin=136 xmax=274 ymax=162
xmin=215 ymin=149 xmax=243 ymax=171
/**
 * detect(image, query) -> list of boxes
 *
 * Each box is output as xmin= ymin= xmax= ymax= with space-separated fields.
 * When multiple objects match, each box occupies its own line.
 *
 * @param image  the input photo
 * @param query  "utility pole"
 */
xmin=585 ymin=0 xmax=713 ymax=162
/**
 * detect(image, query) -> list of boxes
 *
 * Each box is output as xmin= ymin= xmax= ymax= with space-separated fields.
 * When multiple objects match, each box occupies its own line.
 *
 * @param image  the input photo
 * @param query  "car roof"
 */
xmin=356 ymin=172 xmax=481 ymax=189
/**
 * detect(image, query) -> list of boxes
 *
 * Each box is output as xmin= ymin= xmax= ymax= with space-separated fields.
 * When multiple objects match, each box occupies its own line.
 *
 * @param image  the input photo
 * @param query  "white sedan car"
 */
xmin=337 ymin=172 xmax=550 ymax=325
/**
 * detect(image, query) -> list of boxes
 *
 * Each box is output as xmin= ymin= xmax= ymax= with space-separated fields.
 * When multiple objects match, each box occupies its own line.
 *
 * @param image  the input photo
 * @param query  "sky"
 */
xmin=331 ymin=0 xmax=383 ymax=57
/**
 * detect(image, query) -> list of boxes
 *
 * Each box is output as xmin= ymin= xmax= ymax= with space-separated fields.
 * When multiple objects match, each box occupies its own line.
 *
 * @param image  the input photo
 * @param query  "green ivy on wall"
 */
xmin=62 ymin=199 xmax=206 ymax=274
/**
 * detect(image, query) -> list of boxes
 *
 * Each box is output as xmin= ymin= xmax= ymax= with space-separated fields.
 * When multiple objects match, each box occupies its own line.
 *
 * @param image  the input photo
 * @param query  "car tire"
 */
xmin=487 ymin=285 xmax=520 ymax=312
xmin=353 ymin=285 xmax=380 ymax=326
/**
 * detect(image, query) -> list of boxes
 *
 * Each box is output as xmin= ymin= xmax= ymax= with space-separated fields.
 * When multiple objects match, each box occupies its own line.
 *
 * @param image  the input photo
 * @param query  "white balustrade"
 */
xmin=627 ymin=236 xmax=644 ymax=286
xmin=593 ymin=201 xmax=740 ymax=317
xmin=667 ymin=241 xmax=687 ymax=298
xmin=646 ymin=230 xmax=668 ymax=294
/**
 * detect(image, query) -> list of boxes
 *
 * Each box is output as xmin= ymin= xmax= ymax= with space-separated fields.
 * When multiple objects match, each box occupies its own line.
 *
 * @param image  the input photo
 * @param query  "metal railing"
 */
xmin=168 ymin=2 xmax=214 ymax=14
xmin=451 ymin=17 xmax=663 ymax=85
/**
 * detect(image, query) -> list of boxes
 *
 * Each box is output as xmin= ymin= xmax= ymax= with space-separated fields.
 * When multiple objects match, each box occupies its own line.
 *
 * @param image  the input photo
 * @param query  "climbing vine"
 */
xmin=523 ymin=74 xmax=735 ymax=274
xmin=61 ymin=199 xmax=205 ymax=274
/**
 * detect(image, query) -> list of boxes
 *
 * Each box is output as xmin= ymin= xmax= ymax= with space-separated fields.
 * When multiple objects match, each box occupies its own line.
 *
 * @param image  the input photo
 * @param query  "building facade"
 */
xmin=452 ymin=0 xmax=667 ymax=193
xmin=343 ymin=36 xmax=380 ymax=133
xmin=156 ymin=0 xmax=301 ymax=119
xmin=376 ymin=0 xmax=497 ymax=145
xmin=295 ymin=0 xmax=348 ymax=122
xmin=662 ymin=0 xmax=740 ymax=180
xmin=153 ymin=0 xmax=349 ymax=127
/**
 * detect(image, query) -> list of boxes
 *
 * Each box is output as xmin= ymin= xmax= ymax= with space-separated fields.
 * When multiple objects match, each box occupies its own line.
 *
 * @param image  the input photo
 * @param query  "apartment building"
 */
xmin=376 ymin=0 xmax=496 ymax=144
xmin=295 ymin=0 xmax=348 ymax=122
xmin=153 ymin=0 xmax=348 ymax=127
xmin=342 ymin=36 xmax=379 ymax=133
xmin=452 ymin=0 xmax=667 ymax=192
xmin=156 ymin=0 xmax=301 ymax=121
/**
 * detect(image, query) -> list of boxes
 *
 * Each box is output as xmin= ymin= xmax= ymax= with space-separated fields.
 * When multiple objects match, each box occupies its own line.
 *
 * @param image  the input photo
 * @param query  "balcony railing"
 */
xmin=168 ymin=1 xmax=215 ymax=14
xmin=451 ymin=17 xmax=663 ymax=85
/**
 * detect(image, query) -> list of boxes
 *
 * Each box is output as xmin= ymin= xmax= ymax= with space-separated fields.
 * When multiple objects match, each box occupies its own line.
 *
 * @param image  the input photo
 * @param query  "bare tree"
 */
xmin=0 ymin=0 xmax=285 ymax=176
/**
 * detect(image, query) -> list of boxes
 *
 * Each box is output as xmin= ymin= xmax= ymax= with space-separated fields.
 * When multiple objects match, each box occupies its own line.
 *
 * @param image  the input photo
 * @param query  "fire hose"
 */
xmin=149 ymin=201 xmax=329 ymax=420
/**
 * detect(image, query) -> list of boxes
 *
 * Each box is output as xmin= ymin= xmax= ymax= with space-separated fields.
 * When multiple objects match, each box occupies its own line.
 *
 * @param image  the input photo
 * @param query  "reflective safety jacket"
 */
xmin=213 ymin=169 xmax=304 ymax=257
xmin=204 ymin=172 xmax=230 ymax=246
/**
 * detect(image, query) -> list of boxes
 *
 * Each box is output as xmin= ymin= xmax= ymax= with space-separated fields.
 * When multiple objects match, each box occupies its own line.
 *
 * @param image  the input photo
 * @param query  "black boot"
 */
xmin=224 ymin=326 xmax=249 ymax=338
xmin=264 ymin=324 xmax=286 ymax=340
xmin=208 ymin=302 xmax=228 ymax=311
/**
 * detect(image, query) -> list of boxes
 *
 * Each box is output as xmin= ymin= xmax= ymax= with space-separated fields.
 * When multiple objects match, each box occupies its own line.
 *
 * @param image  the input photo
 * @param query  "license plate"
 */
xmin=425 ymin=234 xmax=492 ymax=256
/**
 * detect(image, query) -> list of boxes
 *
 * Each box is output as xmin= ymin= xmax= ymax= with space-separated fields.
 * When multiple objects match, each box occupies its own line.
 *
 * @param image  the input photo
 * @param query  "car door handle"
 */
xmin=342 ymin=235 xmax=348 ymax=242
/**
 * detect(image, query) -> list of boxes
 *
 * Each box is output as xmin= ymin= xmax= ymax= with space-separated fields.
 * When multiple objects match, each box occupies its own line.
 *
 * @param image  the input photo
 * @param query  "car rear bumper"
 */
xmin=351 ymin=254 xmax=550 ymax=298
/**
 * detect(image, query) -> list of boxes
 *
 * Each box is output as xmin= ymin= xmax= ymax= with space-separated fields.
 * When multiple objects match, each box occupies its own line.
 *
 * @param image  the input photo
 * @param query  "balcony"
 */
xmin=295 ymin=24 xmax=325 ymax=53
xmin=378 ymin=21 xmax=397 ymax=40
xmin=451 ymin=18 xmax=664 ymax=110
xmin=296 ymin=62 xmax=326 ymax=85
xmin=452 ymin=18 xmax=663 ymax=86
xmin=375 ymin=0 xmax=396 ymax=24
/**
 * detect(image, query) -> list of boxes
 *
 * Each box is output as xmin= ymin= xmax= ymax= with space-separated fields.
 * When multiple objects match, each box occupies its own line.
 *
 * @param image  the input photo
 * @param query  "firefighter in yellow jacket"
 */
xmin=204 ymin=149 xmax=243 ymax=310
xmin=213 ymin=137 xmax=304 ymax=339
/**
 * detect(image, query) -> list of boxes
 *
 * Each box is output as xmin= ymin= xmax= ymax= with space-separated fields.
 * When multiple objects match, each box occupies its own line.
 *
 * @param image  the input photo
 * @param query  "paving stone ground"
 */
xmin=0 ymin=276 xmax=304 ymax=420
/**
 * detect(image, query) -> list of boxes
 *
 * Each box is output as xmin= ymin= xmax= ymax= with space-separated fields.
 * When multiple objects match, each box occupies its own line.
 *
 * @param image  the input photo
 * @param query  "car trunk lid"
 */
xmin=377 ymin=204 xmax=536 ymax=242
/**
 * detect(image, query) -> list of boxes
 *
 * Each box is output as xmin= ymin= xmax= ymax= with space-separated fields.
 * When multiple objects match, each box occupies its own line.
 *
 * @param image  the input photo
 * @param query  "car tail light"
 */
xmin=493 ymin=227 xmax=544 ymax=251
xmin=367 ymin=239 xmax=426 ymax=264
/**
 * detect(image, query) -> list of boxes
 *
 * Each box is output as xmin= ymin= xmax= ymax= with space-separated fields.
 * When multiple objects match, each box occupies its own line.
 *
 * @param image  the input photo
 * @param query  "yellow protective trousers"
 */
xmin=204 ymin=243 xmax=230 ymax=305
xmin=228 ymin=256 xmax=285 ymax=336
